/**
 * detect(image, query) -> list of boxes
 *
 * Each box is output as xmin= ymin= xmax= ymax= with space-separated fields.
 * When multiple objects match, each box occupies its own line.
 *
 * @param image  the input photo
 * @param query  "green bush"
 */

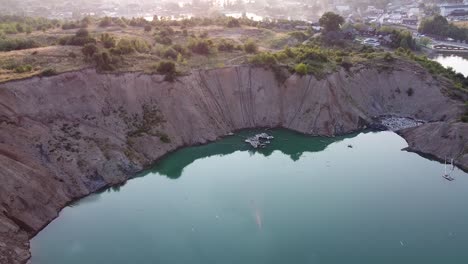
xmin=162 ymin=47 xmax=178 ymax=60
xmin=188 ymin=38 xmax=212 ymax=55
xmin=0 ymin=38 xmax=39 ymax=51
xmin=110 ymin=39 xmax=150 ymax=55
xmin=99 ymin=17 xmax=113 ymax=27
xmin=82 ymin=43 xmax=98 ymax=58
xmin=62 ymin=22 xmax=83 ymax=30
xmin=131 ymin=38 xmax=150 ymax=53
xmin=171 ymin=44 xmax=191 ymax=57
xmin=76 ymin=28 xmax=89 ymax=38
xmin=244 ymin=39 xmax=258 ymax=54
xmin=294 ymin=63 xmax=308 ymax=75
xmin=288 ymin=31 xmax=308 ymax=41
xmin=156 ymin=60 xmax=176 ymax=74
xmin=100 ymin=33 xmax=116 ymax=48
xmin=217 ymin=39 xmax=235 ymax=52
xmin=384 ymin=52 xmax=394 ymax=62
xmin=14 ymin=64 xmax=33 ymax=73
xmin=462 ymin=102 xmax=468 ymax=123
xmin=40 ymin=68 xmax=57 ymax=77
xmin=154 ymin=36 xmax=172 ymax=45
xmin=249 ymin=52 xmax=277 ymax=66
xmin=93 ymin=51 xmax=116 ymax=71
xmin=227 ymin=18 xmax=240 ymax=28
xmin=112 ymin=39 xmax=135 ymax=54
xmin=340 ymin=57 xmax=353 ymax=71
xmin=156 ymin=60 xmax=177 ymax=81
xmin=59 ymin=29 xmax=95 ymax=46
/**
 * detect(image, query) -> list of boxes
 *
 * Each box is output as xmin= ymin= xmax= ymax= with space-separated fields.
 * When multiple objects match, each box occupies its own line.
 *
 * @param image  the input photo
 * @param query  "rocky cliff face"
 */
xmin=0 ymin=62 xmax=466 ymax=263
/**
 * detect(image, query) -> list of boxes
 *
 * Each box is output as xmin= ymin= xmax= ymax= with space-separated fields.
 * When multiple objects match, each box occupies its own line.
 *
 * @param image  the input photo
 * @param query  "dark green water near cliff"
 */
xmin=31 ymin=130 xmax=468 ymax=264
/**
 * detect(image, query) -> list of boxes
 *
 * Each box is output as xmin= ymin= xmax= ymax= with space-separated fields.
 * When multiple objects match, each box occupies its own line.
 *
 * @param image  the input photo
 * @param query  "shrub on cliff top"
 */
xmin=156 ymin=60 xmax=176 ymax=81
xmin=94 ymin=51 xmax=116 ymax=71
xmin=294 ymin=63 xmax=308 ymax=75
xmin=244 ymin=39 xmax=258 ymax=54
xmin=40 ymin=68 xmax=57 ymax=77
xmin=249 ymin=52 xmax=277 ymax=66
xmin=188 ymin=38 xmax=212 ymax=55
xmin=384 ymin=52 xmax=394 ymax=62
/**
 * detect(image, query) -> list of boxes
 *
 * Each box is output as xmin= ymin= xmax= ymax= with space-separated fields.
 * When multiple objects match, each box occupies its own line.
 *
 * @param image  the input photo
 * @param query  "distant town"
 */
xmin=2 ymin=0 xmax=468 ymax=26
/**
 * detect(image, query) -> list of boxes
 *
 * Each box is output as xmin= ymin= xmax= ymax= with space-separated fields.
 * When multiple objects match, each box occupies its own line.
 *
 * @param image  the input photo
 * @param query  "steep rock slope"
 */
xmin=0 ymin=62 xmax=466 ymax=263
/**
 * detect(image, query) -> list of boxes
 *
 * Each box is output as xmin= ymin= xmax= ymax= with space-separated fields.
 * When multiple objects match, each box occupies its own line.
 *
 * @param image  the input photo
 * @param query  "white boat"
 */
xmin=443 ymin=158 xmax=455 ymax=181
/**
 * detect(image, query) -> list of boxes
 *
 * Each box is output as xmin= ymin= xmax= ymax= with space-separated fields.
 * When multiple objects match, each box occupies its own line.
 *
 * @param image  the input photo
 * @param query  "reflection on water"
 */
xmin=432 ymin=53 xmax=468 ymax=77
xmin=31 ymin=130 xmax=468 ymax=264
xmin=150 ymin=129 xmax=355 ymax=179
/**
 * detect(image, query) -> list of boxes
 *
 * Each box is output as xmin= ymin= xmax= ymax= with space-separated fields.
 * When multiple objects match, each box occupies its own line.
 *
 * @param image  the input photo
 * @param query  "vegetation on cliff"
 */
xmin=0 ymin=12 xmax=467 ymax=100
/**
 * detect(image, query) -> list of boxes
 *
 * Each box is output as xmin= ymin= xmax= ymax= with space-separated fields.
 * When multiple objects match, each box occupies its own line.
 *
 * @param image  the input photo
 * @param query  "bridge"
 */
xmin=431 ymin=41 xmax=468 ymax=52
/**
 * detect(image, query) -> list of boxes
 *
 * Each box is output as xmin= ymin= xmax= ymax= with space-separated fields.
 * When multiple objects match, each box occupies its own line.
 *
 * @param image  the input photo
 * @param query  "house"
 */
xmin=402 ymin=18 xmax=418 ymax=26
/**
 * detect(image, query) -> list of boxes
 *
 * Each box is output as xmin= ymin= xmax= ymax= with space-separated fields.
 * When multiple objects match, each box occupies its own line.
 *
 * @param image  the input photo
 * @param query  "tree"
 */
xmin=419 ymin=15 xmax=468 ymax=42
xmin=82 ymin=43 xmax=98 ymax=58
xmin=418 ymin=37 xmax=431 ymax=47
xmin=319 ymin=12 xmax=344 ymax=33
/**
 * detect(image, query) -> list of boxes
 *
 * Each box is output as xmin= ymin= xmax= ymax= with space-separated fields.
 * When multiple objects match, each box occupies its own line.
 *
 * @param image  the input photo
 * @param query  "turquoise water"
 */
xmin=31 ymin=130 xmax=468 ymax=264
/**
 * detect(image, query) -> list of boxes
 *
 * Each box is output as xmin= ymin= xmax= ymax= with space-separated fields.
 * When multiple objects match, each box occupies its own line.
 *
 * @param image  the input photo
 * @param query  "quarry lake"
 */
xmin=31 ymin=130 xmax=468 ymax=264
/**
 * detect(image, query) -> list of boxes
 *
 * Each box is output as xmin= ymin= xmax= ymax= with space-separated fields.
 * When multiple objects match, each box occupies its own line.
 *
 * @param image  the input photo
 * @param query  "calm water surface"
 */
xmin=31 ymin=130 xmax=468 ymax=264
xmin=432 ymin=53 xmax=468 ymax=77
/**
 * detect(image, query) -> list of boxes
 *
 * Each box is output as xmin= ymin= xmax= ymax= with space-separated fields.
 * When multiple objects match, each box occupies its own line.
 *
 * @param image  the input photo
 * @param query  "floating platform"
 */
xmin=245 ymin=133 xmax=274 ymax=148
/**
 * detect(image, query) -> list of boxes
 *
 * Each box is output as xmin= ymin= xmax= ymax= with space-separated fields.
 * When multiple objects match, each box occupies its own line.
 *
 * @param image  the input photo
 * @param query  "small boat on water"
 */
xmin=443 ymin=158 xmax=455 ymax=181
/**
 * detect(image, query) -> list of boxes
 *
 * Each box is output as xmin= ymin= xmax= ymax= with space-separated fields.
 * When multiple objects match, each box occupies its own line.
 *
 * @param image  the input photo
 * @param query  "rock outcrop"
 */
xmin=0 ymin=62 xmax=466 ymax=263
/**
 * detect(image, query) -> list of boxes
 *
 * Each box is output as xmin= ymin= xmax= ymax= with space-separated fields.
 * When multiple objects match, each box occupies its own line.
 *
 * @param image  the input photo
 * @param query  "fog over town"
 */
xmin=2 ymin=0 xmax=468 ymax=25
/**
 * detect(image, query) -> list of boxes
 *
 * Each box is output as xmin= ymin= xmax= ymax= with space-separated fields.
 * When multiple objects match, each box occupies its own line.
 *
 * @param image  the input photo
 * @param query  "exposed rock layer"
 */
xmin=0 ymin=62 xmax=466 ymax=263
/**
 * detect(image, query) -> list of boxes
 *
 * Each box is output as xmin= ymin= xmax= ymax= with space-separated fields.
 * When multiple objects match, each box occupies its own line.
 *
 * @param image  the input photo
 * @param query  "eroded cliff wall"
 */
xmin=0 ymin=63 xmax=466 ymax=263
